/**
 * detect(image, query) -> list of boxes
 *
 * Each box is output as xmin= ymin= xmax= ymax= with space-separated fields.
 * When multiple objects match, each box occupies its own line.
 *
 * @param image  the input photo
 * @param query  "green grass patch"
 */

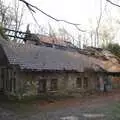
xmin=107 ymin=102 xmax=120 ymax=120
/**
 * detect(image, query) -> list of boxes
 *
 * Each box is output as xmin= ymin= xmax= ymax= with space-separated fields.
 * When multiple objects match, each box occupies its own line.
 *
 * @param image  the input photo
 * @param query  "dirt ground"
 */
xmin=38 ymin=89 xmax=120 ymax=110
xmin=1 ymin=89 xmax=120 ymax=120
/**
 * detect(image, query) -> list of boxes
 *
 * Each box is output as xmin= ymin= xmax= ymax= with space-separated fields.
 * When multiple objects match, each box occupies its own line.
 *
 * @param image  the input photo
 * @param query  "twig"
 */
xmin=75 ymin=25 xmax=87 ymax=32
xmin=28 ymin=7 xmax=45 ymax=32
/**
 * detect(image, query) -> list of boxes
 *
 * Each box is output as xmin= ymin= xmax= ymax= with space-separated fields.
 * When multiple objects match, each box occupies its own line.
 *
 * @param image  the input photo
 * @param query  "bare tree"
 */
xmin=58 ymin=27 xmax=76 ymax=45
xmin=0 ymin=0 xmax=15 ymax=28
xmin=13 ymin=0 xmax=24 ymax=40
xmin=0 ymin=0 xmax=25 ymax=41
xmin=94 ymin=0 xmax=105 ymax=47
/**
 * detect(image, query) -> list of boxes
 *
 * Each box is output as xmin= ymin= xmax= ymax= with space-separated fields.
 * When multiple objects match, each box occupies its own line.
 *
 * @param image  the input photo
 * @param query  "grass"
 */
xmin=89 ymin=102 xmax=120 ymax=120
xmin=107 ymin=102 xmax=120 ymax=120
xmin=0 ymin=94 xmax=74 ymax=113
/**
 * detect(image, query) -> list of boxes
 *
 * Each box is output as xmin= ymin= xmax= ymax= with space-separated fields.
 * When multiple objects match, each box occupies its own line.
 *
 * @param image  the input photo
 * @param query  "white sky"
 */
xmin=4 ymin=0 xmax=106 ymax=31
xmin=4 ymin=0 xmax=120 ymax=45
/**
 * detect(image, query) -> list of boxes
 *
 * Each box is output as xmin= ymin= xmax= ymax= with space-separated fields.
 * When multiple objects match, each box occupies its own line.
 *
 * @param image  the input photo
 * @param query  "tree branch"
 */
xmin=106 ymin=0 xmax=120 ymax=7
xmin=19 ymin=0 xmax=83 ymax=28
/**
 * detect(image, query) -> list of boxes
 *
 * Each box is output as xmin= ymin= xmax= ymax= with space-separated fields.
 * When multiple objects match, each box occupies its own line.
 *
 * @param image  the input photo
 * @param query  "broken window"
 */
xmin=6 ymin=69 xmax=9 ymax=91
xmin=50 ymin=79 xmax=57 ymax=91
xmin=83 ymin=77 xmax=88 ymax=88
xmin=13 ymin=72 xmax=16 ymax=92
xmin=10 ymin=77 xmax=12 ymax=92
xmin=1 ymin=68 xmax=16 ymax=92
xmin=9 ymin=70 xmax=16 ymax=92
xmin=1 ymin=68 xmax=5 ymax=90
xmin=76 ymin=78 xmax=82 ymax=88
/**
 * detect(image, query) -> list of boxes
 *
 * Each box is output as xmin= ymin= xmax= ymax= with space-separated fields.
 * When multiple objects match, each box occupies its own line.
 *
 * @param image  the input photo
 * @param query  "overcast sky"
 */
xmin=5 ymin=0 xmax=108 ymax=31
xmin=4 ymin=0 xmax=120 ymax=45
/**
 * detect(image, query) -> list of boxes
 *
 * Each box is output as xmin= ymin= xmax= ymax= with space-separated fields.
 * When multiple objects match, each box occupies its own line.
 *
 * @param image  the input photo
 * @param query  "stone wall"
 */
xmin=15 ymin=71 xmax=98 ymax=99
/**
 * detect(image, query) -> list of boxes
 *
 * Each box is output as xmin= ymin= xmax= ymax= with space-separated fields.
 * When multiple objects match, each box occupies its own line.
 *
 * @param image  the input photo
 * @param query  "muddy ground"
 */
xmin=0 ymin=89 xmax=120 ymax=120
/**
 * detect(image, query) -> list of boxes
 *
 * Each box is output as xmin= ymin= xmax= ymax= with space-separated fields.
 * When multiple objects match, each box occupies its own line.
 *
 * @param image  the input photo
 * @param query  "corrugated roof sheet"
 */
xmin=0 ymin=36 xmax=101 ymax=72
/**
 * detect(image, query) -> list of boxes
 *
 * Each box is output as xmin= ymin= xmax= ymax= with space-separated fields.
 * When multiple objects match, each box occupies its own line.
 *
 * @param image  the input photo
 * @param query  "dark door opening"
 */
xmin=38 ymin=79 xmax=47 ymax=93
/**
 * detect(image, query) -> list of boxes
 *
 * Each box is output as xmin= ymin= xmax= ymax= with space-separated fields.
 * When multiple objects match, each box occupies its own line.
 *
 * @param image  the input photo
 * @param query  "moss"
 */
xmin=0 ymin=25 xmax=8 ymax=39
xmin=112 ymin=84 xmax=120 ymax=89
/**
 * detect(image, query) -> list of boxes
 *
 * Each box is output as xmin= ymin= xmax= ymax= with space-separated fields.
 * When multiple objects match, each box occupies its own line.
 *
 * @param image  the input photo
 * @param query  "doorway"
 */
xmin=38 ymin=79 xmax=47 ymax=93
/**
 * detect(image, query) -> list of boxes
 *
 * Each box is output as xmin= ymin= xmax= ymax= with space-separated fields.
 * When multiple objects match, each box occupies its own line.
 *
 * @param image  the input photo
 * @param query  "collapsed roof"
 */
xmin=81 ymin=47 xmax=120 ymax=73
xmin=0 ymin=36 xmax=101 ymax=72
